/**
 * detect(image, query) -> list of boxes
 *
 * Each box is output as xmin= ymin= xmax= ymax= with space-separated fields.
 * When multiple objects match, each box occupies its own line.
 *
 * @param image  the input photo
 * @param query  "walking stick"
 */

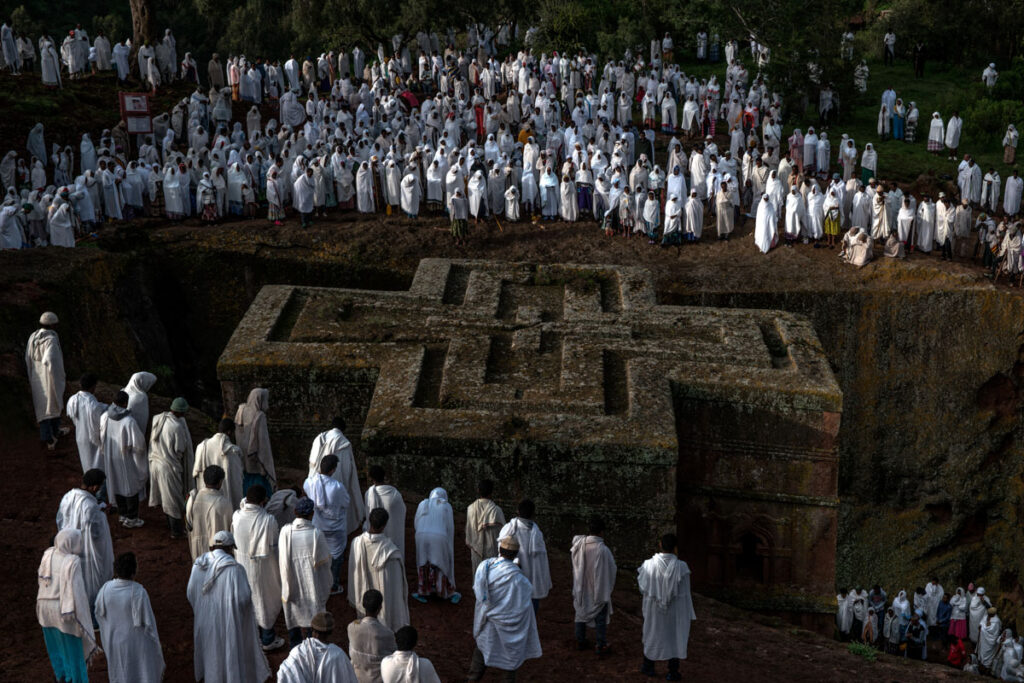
xmin=493 ymin=215 xmax=504 ymax=232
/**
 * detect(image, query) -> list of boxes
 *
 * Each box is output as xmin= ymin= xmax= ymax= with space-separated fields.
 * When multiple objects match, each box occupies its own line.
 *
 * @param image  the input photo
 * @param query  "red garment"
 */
xmin=947 ymin=638 xmax=966 ymax=668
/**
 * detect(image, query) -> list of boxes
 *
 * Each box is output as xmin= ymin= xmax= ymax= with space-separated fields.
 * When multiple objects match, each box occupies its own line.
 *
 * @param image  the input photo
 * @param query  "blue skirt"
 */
xmin=42 ymin=627 xmax=88 ymax=683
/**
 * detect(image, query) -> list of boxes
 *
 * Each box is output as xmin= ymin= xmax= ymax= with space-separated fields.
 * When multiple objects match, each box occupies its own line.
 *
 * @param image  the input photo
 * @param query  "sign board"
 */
xmin=119 ymin=92 xmax=153 ymax=134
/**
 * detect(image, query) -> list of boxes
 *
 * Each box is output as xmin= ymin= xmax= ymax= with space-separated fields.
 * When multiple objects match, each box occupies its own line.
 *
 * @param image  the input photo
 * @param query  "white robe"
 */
xmin=414 ymin=488 xmax=455 ymax=583
xmin=95 ymin=579 xmax=165 ymax=683
xmin=294 ymin=174 xmax=315 ymax=213
xmin=187 ymin=549 xmax=272 ymax=683
xmin=99 ymin=407 xmax=147 ymax=501
xmin=348 ymin=531 xmax=410 ymax=632
xmin=754 ymin=198 xmax=777 ymax=253
xmin=970 ymin=594 xmax=992 ymax=643
xmin=309 ymin=428 xmax=365 ymax=535
xmin=232 ymin=502 xmax=282 ymax=630
xmin=193 ymin=433 xmax=245 ymax=510
xmin=1005 ymin=176 xmax=1023 ymax=215
xmin=66 ymin=390 xmax=105 ymax=472
xmin=25 ymin=328 xmax=65 ymax=422
xmin=186 ymin=486 xmax=233 ymax=560
xmin=55 ymin=488 xmax=114 ymax=603
xmin=380 ymin=651 xmax=441 ymax=683
xmin=364 ymin=484 xmax=406 ymax=559
xmin=36 ymin=530 xmax=96 ymax=660
xmin=304 ymin=473 xmax=349 ymax=559
xmin=980 ymin=616 xmax=1003 ymax=667
xmin=123 ymin=371 xmax=156 ymax=435
xmin=400 ymin=174 xmax=421 ymax=216
xmin=279 ymin=637 xmax=359 ymax=683
xmin=279 ymin=518 xmax=332 ymax=629
xmin=497 ymin=518 xmax=552 ymax=600
xmin=472 ymin=557 xmax=542 ymax=670
xmin=148 ymin=411 xmax=194 ymax=520
xmin=571 ymin=535 xmax=616 ymax=625
xmin=638 ymin=553 xmax=696 ymax=661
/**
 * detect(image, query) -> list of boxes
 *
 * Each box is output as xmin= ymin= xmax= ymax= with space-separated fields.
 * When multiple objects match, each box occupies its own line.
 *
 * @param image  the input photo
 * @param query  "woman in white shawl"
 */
xmin=266 ymin=168 xmax=284 ymax=225
xmin=37 ymin=529 xmax=97 ymax=682
xmin=754 ymin=193 xmax=777 ymax=253
xmin=804 ymin=185 xmax=825 ymax=242
xmin=1004 ymin=124 xmax=1019 ymax=165
xmin=355 ymin=161 xmax=375 ymax=213
xmin=413 ymin=488 xmax=459 ymax=603
xmin=539 ymin=167 xmax=559 ymax=220
xmin=896 ymin=197 xmax=915 ymax=245
xmin=560 ymin=174 xmax=578 ymax=222
xmin=467 ymin=170 xmax=487 ymax=221
xmin=970 ymin=587 xmax=992 ymax=643
xmin=979 ymin=612 xmax=1004 ymax=669
xmin=400 ymin=172 xmax=421 ymax=218
xmin=235 ymin=387 xmax=276 ymax=494
xmin=197 ymin=171 xmax=217 ymax=222
xmin=927 ymin=112 xmax=945 ymax=153
xmin=425 ymin=160 xmax=444 ymax=212
xmin=860 ymin=143 xmax=877 ymax=185
xmin=504 ymin=185 xmax=520 ymax=221
xmin=95 ymin=552 xmax=165 ymax=683
xmin=122 ymin=372 xmax=156 ymax=436
xmin=892 ymin=590 xmax=912 ymax=639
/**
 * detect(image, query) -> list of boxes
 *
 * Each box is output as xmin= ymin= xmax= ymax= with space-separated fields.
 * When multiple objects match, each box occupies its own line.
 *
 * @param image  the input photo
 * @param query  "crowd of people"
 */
xmin=0 ymin=21 xmax=1021 ymax=280
xmin=27 ymin=310 xmax=697 ymax=682
xmin=836 ymin=581 xmax=1023 ymax=679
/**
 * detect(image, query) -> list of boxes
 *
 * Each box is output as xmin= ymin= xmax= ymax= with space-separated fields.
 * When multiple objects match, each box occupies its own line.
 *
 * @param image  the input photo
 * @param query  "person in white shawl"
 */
xmin=26 ymin=311 xmax=66 ymax=449
xmin=783 ymin=187 xmax=806 ymax=244
xmin=381 ymin=626 xmax=441 ymax=683
xmin=187 ymin=530 xmax=272 ymax=683
xmin=37 ymin=529 xmax=97 ymax=683
xmin=66 ymin=373 xmax=105 ymax=472
xmin=684 ymin=189 xmax=704 ymax=241
xmin=497 ymin=499 xmax=552 ymax=611
xmin=123 ymin=370 xmax=156 ymax=436
xmin=364 ymin=465 xmax=407 ymax=558
xmin=400 ymin=172 xmax=421 ymax=218
xmin=100 ymin=391 xmax=147 ymax=528
xmin=413 ymin=487 xmax=459 ymax=602
xmin=193 ymin=418 xmax=245 ymax=509
xmin=95 ymin=552 xmax=165 ymax=683
xmin=980 ymin=609 xmax=1004 ymax=669
xmin=235 ymin=387 xmax=276 ymax=494
xmin=468 ymin=536 xmax=542 ymax=680
xmin=349 ymin=507 xmax=410 ymax=632
xmin=638 ymin=533 xmax=696 ymax=679
xmin=571 ymin=518 xmax=617 ymax=653
xmin=232 ymin=484 xmax=285 ymax=652
xmin=187 ymin=464 xmax=233 ymax=561
xmin=148 ymin=397 xmax=193 ymax=537
xmin=754 ymin=194 xmax=777 ymax=253
xmin=466 ymin=479 xmax=506 ymax=574
xmin=309 ymin=417 xmax=365 ymax=536
xmin=504 ymin=185 xmax=521 ymax=221
xmin=56 ymin=469 xmax=114 ymax=612
xmin=970 ymin=587 xmax=992 ymax=643
xmin=294 ymin=166 xmax=316 ymax=227
xmin=896 ymin=197 xmax=915 ymax=244
xmin=279 ymin=611 xmax=359 ymax=683
xmin=806 ymin=185 xmax=825 ymax=241
xmin=927 ymin=112 xmax=945 ymax=154
xmin=304 ymin=453 xmax=350 ymax=593
xmin=280 ymin=497 xmax=333 ymax=647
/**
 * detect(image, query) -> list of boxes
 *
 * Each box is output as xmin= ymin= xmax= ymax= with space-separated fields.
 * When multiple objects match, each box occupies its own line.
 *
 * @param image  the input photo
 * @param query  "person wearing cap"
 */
xmin=970 ymin=586 xmax=992 ymax=643
xmin=56 ymin=468 xmax=114 ymax=614
xmin=94 ymin=552 xmax=166 ymax=683
xmin=497 ymin=499 xmax=552 ymax=614
xmin=65 ymin=373 xmax=107 ymax=475
xmin=100 ymin=390 xmax=148 ymax=528
xmin=280 ymin=496 xmax=333 ymax=648
xmin=148 ymin=397 xmax=194 ymax=538
xmin=349 ymin=507 xmax=410 ymax=632
xmin=194 ymin=418 xmax=246 ymax=509
xmin=309 ymin=417 xmax=365 ymax=536
xmin=186 ymin=465 xmax=233 ymax=559
xmin=380 ymin=625 xmax=441 ymax=683
xmin=232 ymin=483 xmax=285 ymax=652
xmin=279 ymin=610 xmax=359 ymax=682
xmin=468 ymin=533 xmax=542 ymax=681
xmin=303 ymin=453 xmax=350 ymax=595
xmin=187 ymin=529 xmax=272 ymax=682
xmin=638 ymin=533 xmax=695 ymax=681
xmin=571 ymin=516 xmax=616 ymax=656
xmin=26 ymin=311 xmax=67 ymax=450
xmin=978 ymin=606 xmax=1002 ymax=669
xmin=349 ymin=589 xmax=397 ymax=683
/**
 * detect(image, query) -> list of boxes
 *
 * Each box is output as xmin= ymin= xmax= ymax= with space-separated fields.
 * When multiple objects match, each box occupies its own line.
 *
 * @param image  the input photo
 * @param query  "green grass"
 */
xmin=847 ymin=641 xmax=879 ymax=662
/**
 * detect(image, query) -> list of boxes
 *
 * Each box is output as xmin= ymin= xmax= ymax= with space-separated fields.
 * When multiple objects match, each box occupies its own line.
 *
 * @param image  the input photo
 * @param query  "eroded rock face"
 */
xmin=218 ymin=258 xmax=842 ymax=618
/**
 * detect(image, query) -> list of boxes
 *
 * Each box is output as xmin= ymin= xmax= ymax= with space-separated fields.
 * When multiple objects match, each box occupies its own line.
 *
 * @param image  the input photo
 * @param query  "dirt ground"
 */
xmin=0 ymin=389 xmax=971 ymax=683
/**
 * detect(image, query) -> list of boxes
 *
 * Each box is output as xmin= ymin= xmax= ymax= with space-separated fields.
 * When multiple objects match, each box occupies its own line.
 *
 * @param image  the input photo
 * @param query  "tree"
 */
xmin=129 ymin=0 xmax=156 ymax=75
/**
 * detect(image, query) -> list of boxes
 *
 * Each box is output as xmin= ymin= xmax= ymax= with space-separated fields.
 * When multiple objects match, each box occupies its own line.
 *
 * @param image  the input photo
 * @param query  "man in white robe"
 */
xmin=66 ymin=373 xmax=105 ymax=473
xmin=309 ymin=417 xmax=365 ymax=535
xmin=638 ymin=533 xmax=696 ymax=679
xmin=468 ymin=536 xmax=542 ymax=680
xmin=466 ymin=479 xmax=506 ymax=574
xmin=95 ymin=552 xmax=165 ymax=683
xmin=148 ymin=397 xmax=193 ymax=537
xmin=1005 ymin=170 xmax=1022 ymax=216
xmin=348 ymin=589 xmax=397 ymax=683
xmin=194 ymin=418 xmax=245 ymax=509
xmin=381 ymin=626 xmax=441 ymax=683
xmin=497 ymin=499 xmax=552 ymax=612
xmin=571 ymin=518 xmax=617 ymax=653
xmin=365 ymin=465 xmax=406 ymax=559
xmin=979 ymin=608 xmax=1002 ymax=668
xmin=235 ymin=387 xmax=276 ymax=494
xmin=186 ymin=465 xmax=233 ymax=560
xmin=279 ymin=611 xmax=359 ymax=683
xmin=280 ymin=498 xmax=333 ymax=647
xmin=970 ymin=587 xmax=992 ymax=643
xmin=100 ymin=391 xmax=147 ymax=528
xmin=349 ymin=507 xmax=410 ymax=632
xmin=232 ymin=483 xmax=285 ymax=652
xmin=187 ymin=530 xmax=272 ymax=683
xmin=56 ymin=469 xmax=114 ymax=611
xmin=26 ymin=311 xmax=66 ymax=449
xmin=945 ymin=111 xmax=963 ymax=160
xmin=304 ymin=453 xmax=350 ymax=593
